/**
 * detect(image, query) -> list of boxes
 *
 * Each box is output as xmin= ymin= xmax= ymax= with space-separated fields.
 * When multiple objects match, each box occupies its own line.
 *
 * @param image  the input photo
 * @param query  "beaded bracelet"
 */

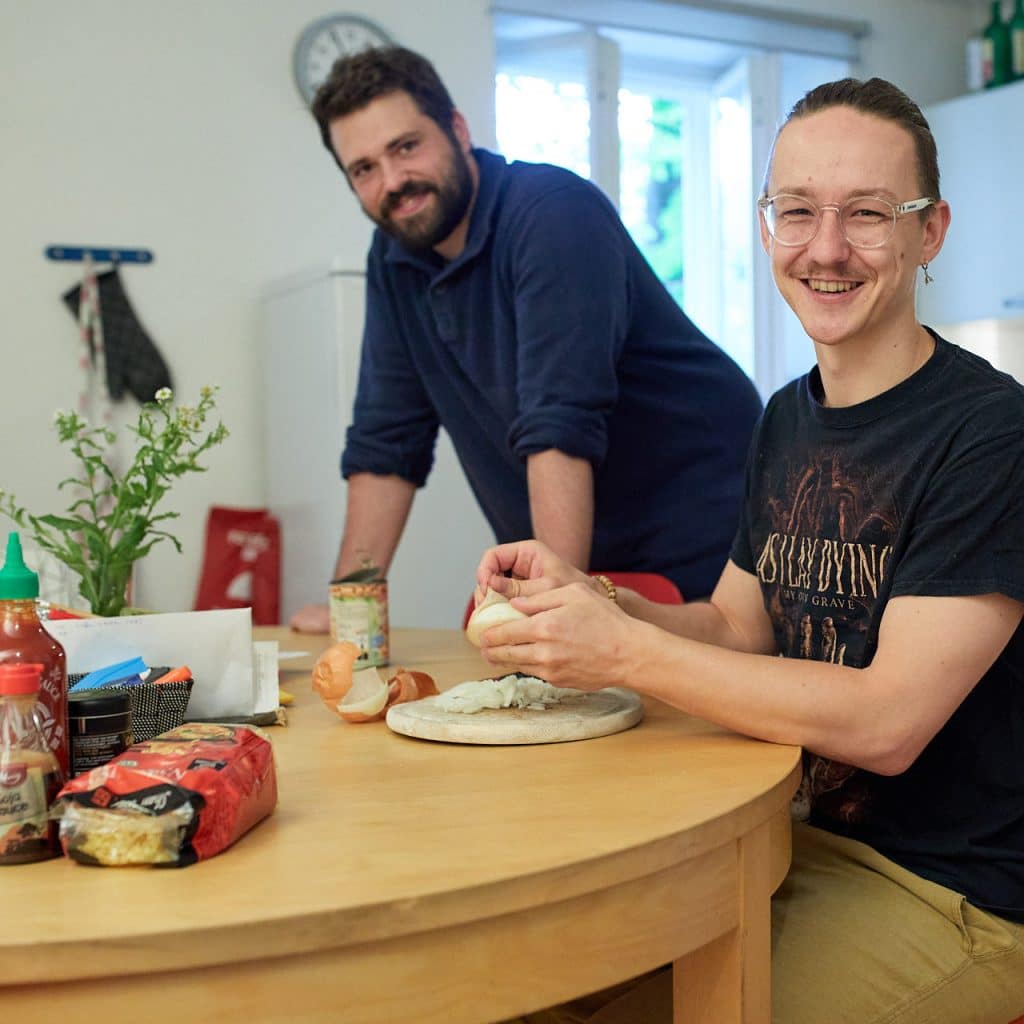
xmin=593 ymin=574 xmax=618 ymax=604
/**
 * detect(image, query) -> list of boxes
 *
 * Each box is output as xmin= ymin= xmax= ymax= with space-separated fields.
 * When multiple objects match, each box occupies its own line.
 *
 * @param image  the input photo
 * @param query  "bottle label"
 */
xmin=983 ymin=38 xmax=995 ymax=84
xmin=0 ymin=761 xmax=61 ymax=862
xmin=1013 ymin=29 xmax=1024 ymax=75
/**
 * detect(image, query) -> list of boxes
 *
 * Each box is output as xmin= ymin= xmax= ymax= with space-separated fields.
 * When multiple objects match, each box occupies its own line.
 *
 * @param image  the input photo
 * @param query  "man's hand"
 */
xmin=289 ymin=603 xmax=331 ymax=634
xmin=478 ymin=580 xmax=638 ymax=691
xmin=474 ymin=539 xmax=592 ymax=606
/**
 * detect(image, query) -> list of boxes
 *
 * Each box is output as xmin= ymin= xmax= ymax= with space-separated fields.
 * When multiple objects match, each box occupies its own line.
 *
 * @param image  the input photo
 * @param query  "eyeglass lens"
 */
xmin=765 ymin=196 xmax=897 ymax=248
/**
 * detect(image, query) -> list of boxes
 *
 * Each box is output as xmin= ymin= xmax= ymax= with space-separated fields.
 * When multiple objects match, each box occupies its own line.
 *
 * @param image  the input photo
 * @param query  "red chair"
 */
xmin=593 ymin=571 xmax=684 ymax=605
xmin=463 ymin=570 xmax=683 ymax=627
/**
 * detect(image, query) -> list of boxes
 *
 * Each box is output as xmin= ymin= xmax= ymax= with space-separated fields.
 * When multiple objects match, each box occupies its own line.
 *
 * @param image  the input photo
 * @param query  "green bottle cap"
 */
xmin=0 ymin=533 xmax=40 ymax=600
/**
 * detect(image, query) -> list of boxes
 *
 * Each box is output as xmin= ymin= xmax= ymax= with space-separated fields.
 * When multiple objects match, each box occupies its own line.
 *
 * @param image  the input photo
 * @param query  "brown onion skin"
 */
xmin=387 ymin=669 xmax=439 ymax=708
xmin=312 ymin=645 xmax=438 ymax=723
xmin=312 ymin=642 xmax=361 ymax=710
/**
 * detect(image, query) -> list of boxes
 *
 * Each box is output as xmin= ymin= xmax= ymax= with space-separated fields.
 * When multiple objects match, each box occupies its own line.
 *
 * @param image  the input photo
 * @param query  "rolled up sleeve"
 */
xmin=341 ymin=254 xmax=439 ymax=487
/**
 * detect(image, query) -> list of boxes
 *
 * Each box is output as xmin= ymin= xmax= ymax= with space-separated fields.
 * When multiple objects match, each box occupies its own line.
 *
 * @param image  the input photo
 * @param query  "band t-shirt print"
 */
xmin=730 ymin=334 xmax=1024 ymax=837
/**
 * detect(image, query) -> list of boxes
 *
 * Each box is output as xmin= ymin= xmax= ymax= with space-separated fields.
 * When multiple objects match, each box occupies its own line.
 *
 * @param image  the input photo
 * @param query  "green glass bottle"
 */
xmin=1010 ymin=0 xmax=1024 ymax=79
xmin=983 ymin=0 xmax=1012 ymax=87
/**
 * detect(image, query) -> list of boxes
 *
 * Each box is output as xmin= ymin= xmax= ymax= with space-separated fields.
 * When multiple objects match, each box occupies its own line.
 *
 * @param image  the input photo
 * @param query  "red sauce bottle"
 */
xmin=0 ymin=534 xmax=69 ymax=778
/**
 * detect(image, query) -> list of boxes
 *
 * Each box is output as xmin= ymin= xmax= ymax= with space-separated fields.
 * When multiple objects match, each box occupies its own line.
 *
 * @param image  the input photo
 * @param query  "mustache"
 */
xmin=381 ymin=181 xmax=437 ymax=218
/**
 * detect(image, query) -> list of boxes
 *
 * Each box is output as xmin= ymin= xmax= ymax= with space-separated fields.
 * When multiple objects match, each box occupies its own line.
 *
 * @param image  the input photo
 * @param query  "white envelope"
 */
xmin=46 ymin=608 xmax=277 ymax=721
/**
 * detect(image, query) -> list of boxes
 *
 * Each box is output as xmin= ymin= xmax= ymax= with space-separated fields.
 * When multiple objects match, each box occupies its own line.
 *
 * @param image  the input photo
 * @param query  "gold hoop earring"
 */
xmin=921 ymin=262 xmax=933 ymax=285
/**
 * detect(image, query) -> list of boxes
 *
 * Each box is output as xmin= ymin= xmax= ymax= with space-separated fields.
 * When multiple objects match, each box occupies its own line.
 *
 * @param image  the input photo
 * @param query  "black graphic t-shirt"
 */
xmin=731 ymin=332 xmax=1024 ymax=923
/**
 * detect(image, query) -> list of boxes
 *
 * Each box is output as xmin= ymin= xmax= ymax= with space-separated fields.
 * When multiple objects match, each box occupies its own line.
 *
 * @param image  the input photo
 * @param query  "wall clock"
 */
xmin=293 ymin=13 xmax=393 ymax=105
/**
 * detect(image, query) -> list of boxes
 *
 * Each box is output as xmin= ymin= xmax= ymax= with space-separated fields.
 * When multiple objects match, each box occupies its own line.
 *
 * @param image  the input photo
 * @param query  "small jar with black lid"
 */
xmin=69 ymin=690 xmax=132 ymax=776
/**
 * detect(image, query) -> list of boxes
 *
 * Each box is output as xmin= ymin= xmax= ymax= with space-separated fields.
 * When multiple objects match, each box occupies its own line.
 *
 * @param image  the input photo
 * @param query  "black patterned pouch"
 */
xmin=68 ymin=668 xmax=194 ymax=743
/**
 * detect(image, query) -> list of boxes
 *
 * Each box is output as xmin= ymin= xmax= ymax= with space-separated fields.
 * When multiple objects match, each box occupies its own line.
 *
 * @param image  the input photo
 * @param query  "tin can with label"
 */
xmin=328 ymin=579 xmax=389 ymax=667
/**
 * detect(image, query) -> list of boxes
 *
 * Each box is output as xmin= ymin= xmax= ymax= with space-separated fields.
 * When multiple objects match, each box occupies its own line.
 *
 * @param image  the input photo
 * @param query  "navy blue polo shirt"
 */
xmin=342 ymin=149 xmax=762 ymax=598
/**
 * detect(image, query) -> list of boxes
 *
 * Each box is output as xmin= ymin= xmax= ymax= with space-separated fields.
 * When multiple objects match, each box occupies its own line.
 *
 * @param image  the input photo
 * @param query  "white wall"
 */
xmin=736 ymin=0 xmax=981 ymax=104
xmin=0 ymin=0 xmax=495 ymax=613
xmin=0 ymin=0 xmax=976 ymax=616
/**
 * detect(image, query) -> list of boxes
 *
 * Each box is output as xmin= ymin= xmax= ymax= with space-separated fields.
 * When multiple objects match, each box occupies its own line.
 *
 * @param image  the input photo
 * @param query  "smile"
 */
xmin=391 ymin=193 xmax=431 ymax=217
xmin=806 ymin=279 xmax=861 ymax=294
xmin=384 ymin=186 xmax=436 ymax=221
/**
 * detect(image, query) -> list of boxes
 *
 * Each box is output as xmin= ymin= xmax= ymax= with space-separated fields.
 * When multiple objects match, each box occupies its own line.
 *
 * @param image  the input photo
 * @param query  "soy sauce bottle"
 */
xmin=0 ymin=662 xmax=64 ymax=863
xmin=0 ymin=533 xmax=69 ymax=778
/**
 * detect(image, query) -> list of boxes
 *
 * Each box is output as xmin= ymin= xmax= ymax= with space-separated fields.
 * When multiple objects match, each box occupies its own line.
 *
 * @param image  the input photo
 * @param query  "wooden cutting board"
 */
xmin=385 ymin=687 xmax=644 ymax=746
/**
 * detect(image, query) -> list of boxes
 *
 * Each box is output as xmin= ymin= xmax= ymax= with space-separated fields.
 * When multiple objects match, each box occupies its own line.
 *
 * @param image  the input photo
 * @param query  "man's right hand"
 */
xmin=474 ymin=540 xmax=590 ymax=605
xmin=290 ymin=603 xmax=331 ymax=634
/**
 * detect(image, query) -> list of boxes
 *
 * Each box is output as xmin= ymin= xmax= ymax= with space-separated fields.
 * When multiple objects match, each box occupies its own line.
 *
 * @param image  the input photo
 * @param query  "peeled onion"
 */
xmin=465 ymin=588 xmax=527 ymax=647
xmin=312 ymin=642 xmax=438 ymax=723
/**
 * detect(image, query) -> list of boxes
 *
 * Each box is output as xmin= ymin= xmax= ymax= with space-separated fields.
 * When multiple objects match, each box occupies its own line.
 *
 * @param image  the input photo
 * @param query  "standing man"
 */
xmin=289 ymin=46 xmax=762 ymax=632
xmin=476 ymin=77 xmax=1024 ymax=1023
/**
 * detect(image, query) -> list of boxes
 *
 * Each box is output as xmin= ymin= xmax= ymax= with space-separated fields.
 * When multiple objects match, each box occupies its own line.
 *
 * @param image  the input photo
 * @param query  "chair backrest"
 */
xmin=462 ymin=571 xmax=683 ymax=628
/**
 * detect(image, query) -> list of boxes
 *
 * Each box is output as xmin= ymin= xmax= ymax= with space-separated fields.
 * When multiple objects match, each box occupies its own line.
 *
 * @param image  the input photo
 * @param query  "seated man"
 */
xmin=289 ymin=46 xmax=762 ymax=633
xmin=476 ymin=77 xmax=1024 ymax=1024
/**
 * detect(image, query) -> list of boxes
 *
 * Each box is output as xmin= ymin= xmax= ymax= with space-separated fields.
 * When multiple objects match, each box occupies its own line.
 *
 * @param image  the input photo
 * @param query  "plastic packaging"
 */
xmin=55 ymin=722 xmax=277 ymax=867
xmin=0 ymin=533 xmax=69 ymax=777
xmin=0 ymin=662 xmax=64 ymax=863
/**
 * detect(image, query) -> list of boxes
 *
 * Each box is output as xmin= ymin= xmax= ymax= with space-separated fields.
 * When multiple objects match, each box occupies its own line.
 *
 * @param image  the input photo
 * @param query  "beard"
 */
xmin=370 ymin=140 xmax=475 ymax=252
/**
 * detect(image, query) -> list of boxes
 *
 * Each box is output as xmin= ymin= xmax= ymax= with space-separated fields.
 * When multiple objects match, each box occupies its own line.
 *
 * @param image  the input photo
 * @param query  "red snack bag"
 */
xmin=193 ymin=506 xmax=281 ymax=626
xmin=53 ymin=723 xmax=277 ymax=867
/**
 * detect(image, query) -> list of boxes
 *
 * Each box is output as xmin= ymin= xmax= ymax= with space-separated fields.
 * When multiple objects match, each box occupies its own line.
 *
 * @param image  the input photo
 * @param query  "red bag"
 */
xmin=55 ymin=723 xmax=277 ymax=867
xmin=193 ymin=506 xmax=281 ymax=625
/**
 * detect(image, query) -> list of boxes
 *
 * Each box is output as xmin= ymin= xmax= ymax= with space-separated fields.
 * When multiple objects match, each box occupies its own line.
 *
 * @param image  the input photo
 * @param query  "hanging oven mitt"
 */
xmin=63 ymin=266 xmax=173 ymax=404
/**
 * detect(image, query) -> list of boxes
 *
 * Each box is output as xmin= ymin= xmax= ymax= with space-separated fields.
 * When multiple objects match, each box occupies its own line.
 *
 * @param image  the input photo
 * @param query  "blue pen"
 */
xmin=70 ymin=656 xmax=149 ymax=691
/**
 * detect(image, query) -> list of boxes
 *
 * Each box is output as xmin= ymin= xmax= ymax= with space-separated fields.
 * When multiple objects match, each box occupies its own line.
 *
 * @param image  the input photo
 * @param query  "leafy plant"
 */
xmin=0 ymin=387 xmax=228 ymax=617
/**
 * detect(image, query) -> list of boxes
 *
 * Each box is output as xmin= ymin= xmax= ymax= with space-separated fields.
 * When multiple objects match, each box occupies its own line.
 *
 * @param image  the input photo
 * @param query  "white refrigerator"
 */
xmin=259 ymin=265 xmax=494 ymax=628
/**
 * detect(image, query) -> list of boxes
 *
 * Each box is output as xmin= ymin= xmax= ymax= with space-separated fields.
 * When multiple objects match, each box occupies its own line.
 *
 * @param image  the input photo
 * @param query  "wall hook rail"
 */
xmin=45 ymin=245 xmax=154 ymax=264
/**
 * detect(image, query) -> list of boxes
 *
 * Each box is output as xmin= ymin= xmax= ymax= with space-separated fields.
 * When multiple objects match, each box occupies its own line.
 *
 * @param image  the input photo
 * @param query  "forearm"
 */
xmin=622 ymin=590 xmax=1021 ymax=776
xmin=616 ymin=560 xmax=775 ymax=654
xmin=614 ymin=590 xmax=751 ymax=648
xmin=628 ymin=621 xmax=887 ymax=767
xmin=527 ymin=449 xmax=593 ymax=571
xmin=332 ymin=472 xmax=416 ymax=578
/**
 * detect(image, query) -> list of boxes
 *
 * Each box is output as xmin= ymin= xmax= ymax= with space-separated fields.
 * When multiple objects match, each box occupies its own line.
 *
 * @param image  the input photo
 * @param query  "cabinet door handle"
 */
xmin=1004 ymin=296 xmax=1024 ymax=310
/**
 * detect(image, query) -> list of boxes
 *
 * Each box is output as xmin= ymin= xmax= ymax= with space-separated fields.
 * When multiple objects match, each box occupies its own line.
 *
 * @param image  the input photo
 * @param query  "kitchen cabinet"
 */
xmin=920 ymin=79 xmax=1024 ymax=326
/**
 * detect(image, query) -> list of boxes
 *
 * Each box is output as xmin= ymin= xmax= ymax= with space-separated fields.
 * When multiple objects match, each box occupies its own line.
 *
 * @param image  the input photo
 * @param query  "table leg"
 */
xmin=672 ymin=818 xmax=773 ymax=1023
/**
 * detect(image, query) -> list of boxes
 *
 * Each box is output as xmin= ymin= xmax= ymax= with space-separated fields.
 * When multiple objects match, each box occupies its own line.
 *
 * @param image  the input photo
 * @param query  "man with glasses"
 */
xmin=289 ymin=46 xmax=763 ymax=634
xmin=480 ymin=77 xmax=1024 ymax=1024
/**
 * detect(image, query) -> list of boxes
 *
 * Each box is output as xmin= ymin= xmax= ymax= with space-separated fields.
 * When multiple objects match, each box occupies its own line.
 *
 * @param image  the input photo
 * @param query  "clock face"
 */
xmin=293 ymin=14 xmax=393 ymax=104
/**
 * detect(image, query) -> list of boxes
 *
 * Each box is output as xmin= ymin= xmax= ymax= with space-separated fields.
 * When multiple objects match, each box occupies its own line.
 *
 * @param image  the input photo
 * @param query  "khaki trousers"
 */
xmin=504 ymin=823 xmax=1024 ymax=1024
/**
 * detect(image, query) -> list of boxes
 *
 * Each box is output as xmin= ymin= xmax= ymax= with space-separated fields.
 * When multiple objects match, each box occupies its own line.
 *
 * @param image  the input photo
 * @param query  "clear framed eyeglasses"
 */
xmin=757 ymin=193 xmax=935 ymax=249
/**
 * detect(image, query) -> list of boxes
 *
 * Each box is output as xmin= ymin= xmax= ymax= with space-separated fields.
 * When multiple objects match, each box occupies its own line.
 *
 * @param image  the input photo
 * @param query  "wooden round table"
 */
xmin=0 ymin=627 xmax=800 ymax=1023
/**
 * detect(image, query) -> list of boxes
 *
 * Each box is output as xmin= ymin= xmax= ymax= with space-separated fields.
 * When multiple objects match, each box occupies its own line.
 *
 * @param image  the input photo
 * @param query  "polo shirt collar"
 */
xmin=381 ymin=148 xmax=507 ymax=276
